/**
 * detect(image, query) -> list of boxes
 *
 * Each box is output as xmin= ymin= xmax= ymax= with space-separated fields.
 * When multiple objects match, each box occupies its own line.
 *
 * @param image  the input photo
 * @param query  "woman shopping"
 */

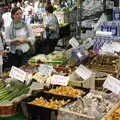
xmin=43 ymin=4 xmax=59 ymax=54
xmin=0 ymin=32 xmax=6 ymax=76
xmin=5 ymin=7 xmax=35 ymax=67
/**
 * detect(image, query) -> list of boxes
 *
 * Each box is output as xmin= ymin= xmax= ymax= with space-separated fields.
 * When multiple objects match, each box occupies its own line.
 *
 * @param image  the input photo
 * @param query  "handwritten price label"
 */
xmin=75 ymin=64 xmax=92 ymax=80
xmin=38 ymin=64 xmax=53 ymax=76
xmin=103 ymin=75 xmax=120 ymax=95
xmin=51 ymin=75 xmax=69 ymax=86
xmin=9 ymin=66 xmax=27 ymax=82
xmin=69 ymin=37 xmax=79 ymax=48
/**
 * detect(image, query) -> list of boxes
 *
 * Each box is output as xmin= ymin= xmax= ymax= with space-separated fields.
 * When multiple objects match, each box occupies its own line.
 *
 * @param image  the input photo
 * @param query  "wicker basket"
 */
xmin=0 ymin=103 xmax=16 ymax=117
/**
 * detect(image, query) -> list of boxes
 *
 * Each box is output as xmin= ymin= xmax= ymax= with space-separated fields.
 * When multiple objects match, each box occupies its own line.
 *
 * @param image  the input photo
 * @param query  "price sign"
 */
xmin=69 ymin=37 xmax=79 ymax=48
xmin=76 ymin=52 xmax=82 ymax=58
xmin=9 ymin=66 xmax=27 ymax=82
xmin=103 ymin=75 xmax=120 ymax=95
xmin=75 ymin=64 xmax=92 ymax=80
xmin=38 ymin=64 xmax=53 ymax=76
xmin=51 ymin=75 xmax=69 ymax=86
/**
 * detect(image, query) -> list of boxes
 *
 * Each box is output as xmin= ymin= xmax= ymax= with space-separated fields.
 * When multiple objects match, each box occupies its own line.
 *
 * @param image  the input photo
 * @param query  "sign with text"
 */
xmin=76 ymin=52 xmax=82 ymax=58
xmin=75 ymin=64 xmax=92 ymax=80
xmin=69 ymin=37 xmax=79 ymax=49
xmin=51 ymin=75 xmax=69 ymax=86
xmin=9 ymin=66 xmax=27 ymax=82
xmin=103 ymin=75 xmax=120 ymax=95
xmin=38 ymin=64 xmax=53 ymax=76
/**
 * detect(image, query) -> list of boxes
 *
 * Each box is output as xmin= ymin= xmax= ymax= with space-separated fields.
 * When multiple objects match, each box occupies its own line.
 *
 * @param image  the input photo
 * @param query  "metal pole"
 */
xmin=76 ymin=0 xmax=82 ymax=40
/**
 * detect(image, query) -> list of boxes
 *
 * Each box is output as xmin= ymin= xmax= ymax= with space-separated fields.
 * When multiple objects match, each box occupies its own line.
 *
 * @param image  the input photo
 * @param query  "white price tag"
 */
xmin=51 ymin=75 xmax=69 ymax=86
xmin=103 ymin=75 xmax=120 ymax=95
xmin=69 ymin=37 xmax=79 ymax=48
xmin=38 ymin=64 xmax=53 ymax=76
xmin=75 ymin=64 xmax=92 ymax=80
xmin=9 ymin=66 xmax=27 ymax=82
xmin=76 ymin=52 xmax=82 ymax=58
xmin=96 ymin=31 xmax=112 ymax=36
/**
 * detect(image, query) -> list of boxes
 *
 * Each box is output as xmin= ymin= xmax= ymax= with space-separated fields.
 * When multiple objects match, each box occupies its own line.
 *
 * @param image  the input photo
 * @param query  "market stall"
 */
xmin=0 ymin=0 xmax=120 ymax=120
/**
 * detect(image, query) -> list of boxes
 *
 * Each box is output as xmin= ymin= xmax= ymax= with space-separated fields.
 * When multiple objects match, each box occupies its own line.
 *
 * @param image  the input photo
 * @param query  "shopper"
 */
xmin=0 ymin=32 xmax=5 ymax=76
xmin=2 ymin=8 xmax=12 ymax=31
xmin=5 ymin=7 xmax=35 ymax=67
xmin=24 ymin=1 xmax=33 ymax=23
xmin=43 ymin=4 xmax=59 ymax=54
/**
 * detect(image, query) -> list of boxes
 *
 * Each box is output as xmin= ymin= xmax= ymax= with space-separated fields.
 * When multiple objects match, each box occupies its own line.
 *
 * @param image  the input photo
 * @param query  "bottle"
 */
xmin=117 ymin=22 xmax=120 ymax=36
xmin=101 ymin=22 xmax=109 ymax=32
xmin=114 ymin=7 xmax=120 ymax=20
xmin=110 ymin=22 xmax=117 ymax=36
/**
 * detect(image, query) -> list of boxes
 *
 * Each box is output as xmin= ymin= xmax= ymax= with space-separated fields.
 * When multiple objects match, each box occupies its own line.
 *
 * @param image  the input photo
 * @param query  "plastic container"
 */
xmin=0 ymin=114 xmax=27 ymax=120
xmin=64 ymin=45 xmax=88 ymax=66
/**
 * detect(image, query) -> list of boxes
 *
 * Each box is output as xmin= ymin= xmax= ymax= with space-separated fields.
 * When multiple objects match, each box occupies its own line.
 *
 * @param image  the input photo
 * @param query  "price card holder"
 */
xmin=76 ymin=52 xmax=83 ymax=58
xmin=83 ymin=38 xmax=94 ymax=49
xmin=69 ymin=37 xmax=79 ymax=49
xmin=75 ymin=64 xmax=92 ymax=80
xmin=51 ymin=75 xmax=69 ymax=86
xmin=103 ymin=75 xmax=120 ymax=95
xmin=9 ymin=66 xmax=27 ymax=83
xmin=38 ymin=64 xmax=53 ymax=76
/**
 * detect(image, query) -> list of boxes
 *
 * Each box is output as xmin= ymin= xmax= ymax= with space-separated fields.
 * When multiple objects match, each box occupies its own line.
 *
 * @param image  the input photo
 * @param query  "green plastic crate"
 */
xmin=0 ymin=114 xmax=27 ymax=120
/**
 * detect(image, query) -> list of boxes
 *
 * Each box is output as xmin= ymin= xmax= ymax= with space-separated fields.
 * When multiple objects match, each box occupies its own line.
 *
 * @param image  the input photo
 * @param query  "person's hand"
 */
xmin=0 ymin=51 xmax=3 ymax=56
xmin=0 ymin=50 xmax=8 ymax=56
xmin=16 ymin=37 xmax=29 ymax=43
xmin=12 ymin=38 xmax=22 ymax=45
xmin=39 ymin=24 xmax=44 ymax=28
xmin=49 ymin=26 xmax=56 ymax=31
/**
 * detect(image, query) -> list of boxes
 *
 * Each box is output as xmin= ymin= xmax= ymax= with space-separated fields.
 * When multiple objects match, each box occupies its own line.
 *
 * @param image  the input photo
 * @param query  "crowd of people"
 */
xmin=0 ymin=1 xmax=60 ymax=75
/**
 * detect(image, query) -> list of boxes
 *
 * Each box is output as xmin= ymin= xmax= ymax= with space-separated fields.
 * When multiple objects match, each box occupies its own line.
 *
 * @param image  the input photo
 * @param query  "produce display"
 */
xmin=58 ymin=99 xmax=95 ymax=120
xmin=32 ymin=73 xmax=51 ymax=85
xmin=20 ymin=64 xmax=38 ymax=74
xmin=95 ymin=72 xmax=108 ymax=90
xmin=53 ymin=65 xmax=76 ymax=75
xmin=62 ymin=99 xmax=84 ymax=113
xmin=28 ymin=51 xmax=67 ymax=65
xmin=29 ymin=97 xmax=70 ymax=109
xmin=46 ymin=86 xmax=85 ymax=98
xmin=29 ymin=54 xmax=47 ymax=64
xmin=105 ymin=105 xmax=120 ymax=120
xmin=58 ymin=91 xmax=119 ymax=120
xmin=87 ymin=55 xmax=120 ymax=77
xmin=0 ymin=80 xmax=29 ymax=103
xmin=82 ymin=91 xmax=119 ymax=119
xmin=1 ymin=72 xmax=9 ymax=79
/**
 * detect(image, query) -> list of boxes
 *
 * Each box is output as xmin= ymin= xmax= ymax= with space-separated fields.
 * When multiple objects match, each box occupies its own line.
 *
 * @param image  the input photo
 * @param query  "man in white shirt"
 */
xmin=2 ymin=10 xmax=12 ymax=30
xmin=24 ymin=1 xmax=33 ymax=23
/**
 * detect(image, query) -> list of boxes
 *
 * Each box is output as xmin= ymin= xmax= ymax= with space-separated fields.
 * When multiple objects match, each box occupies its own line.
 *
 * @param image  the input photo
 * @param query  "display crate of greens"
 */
xmin=28 ymin=51 xmax=67 ymax=65
xmin=0 ymin=79 xmax=30 ymax=117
